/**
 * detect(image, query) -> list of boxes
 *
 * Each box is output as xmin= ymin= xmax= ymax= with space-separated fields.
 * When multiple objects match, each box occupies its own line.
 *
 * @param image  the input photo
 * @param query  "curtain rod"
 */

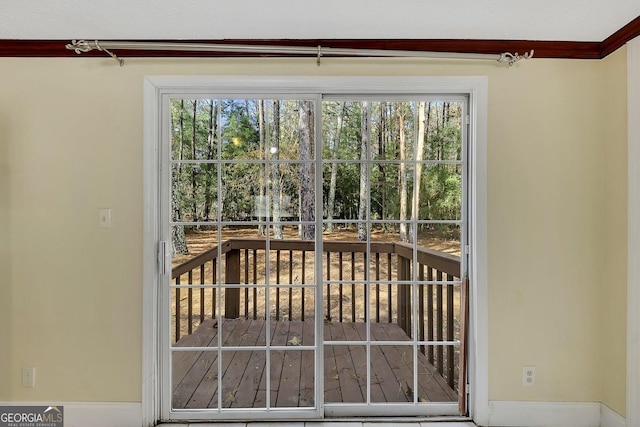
xmin=65 ymin=39 xmax=534 ymax=67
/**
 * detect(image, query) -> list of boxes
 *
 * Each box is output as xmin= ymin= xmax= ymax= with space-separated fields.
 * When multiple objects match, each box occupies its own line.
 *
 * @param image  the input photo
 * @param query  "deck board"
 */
xmin=172 ymin=318 xmax=456 ymax=409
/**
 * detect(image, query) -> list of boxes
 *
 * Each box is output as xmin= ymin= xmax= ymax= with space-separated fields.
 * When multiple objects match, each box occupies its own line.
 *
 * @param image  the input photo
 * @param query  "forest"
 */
xmin=170 ymin=98 xmax=464 ymax=256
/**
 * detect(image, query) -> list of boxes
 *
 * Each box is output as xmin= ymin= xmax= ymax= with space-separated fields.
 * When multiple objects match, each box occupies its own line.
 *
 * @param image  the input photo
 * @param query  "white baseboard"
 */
xmin=601 ymin=404 xmax=626 ymax=427
xmin=488 ymin=401 xmax=601 ymax=427
xmin=0 ymin=401 xmax=141 ymax=427
xmin=0 ymin=400 xmax=625 ymax=426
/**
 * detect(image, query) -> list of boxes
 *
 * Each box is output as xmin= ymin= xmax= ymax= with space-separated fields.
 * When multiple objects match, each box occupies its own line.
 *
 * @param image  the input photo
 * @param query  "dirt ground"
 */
xmin=171 ymin=225 xmax=461 ymax=345
xmin=173 ymin=225 xmax=460 ymax=266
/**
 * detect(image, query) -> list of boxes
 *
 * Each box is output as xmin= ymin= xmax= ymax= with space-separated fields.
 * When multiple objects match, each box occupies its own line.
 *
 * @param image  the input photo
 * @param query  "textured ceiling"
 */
xmin=1 ymin=0 xmax=639 ymax=42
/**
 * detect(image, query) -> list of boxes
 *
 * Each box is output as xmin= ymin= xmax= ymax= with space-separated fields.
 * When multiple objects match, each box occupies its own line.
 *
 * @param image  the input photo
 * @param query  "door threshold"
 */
xmin=156 ymin=417 xmax=475 ymax=426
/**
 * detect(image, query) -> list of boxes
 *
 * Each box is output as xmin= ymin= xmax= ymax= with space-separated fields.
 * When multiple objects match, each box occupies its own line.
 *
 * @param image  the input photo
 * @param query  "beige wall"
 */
xmin=487 ymin=59 xmax=603 ymax=402
xmin=0 ymin=88 xmax=11 ymax=400
xmin=0 ymin=54 xmax=627 ymax=413
xmin=600 ymin=46 xmax=628 ymax=416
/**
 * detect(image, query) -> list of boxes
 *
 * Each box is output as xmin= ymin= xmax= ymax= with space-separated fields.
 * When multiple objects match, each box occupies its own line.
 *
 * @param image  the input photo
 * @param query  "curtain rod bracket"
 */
xmin=95 ymin=40 xmax=124 ymax=66
xmin=498 ymin=50 xmax=534 ymax=66
xmin=66 ymin=39 xmax=124 ymax=66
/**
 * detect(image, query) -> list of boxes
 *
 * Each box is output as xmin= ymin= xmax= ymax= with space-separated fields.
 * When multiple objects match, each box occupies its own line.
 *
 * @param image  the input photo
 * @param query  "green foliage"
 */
xmin=171 ymin=98 xmax=464 ymax=236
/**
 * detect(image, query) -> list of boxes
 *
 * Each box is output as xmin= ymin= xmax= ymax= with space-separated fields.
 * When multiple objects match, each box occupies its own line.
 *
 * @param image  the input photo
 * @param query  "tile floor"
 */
xmin=157 ymin=421 xmax=476 ymax=427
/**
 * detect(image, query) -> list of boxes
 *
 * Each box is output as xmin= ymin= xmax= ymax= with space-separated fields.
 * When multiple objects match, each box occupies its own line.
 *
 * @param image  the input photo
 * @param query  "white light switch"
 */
xmin=99 ymin=208 xmax=112 ymax=228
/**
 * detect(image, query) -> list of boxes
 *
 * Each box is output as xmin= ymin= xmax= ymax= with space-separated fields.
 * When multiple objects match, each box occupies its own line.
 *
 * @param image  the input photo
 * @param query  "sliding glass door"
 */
xmin=156 ymin=83 xmax=470 ymax=421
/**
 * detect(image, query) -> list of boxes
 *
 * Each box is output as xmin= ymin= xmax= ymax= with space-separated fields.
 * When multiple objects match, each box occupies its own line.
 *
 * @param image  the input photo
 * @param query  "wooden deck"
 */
xmin=172 ymin=318 xmax=456 ymax=409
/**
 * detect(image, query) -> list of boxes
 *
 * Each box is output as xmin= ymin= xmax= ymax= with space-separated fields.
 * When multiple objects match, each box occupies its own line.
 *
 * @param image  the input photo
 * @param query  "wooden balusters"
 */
xmin=170 ymin=237 xmax=463 ymax=391
xmin=351 ymin=252 xmax=356 ymax=323
xmin=252 ymin=249 xmax=257 ymax=320
xmin=427 ymin=268 xmax=434 ymax=364
xmin=276 ymin=250 xmax=281 ymax=320
xmin=326 ymin=252 xmax=331 ymax=320
xmin=212 ymin=258 xmax=217 ymax=319
xmin=436 ymin=270 xmax=444 ymax=375
xmin=199 ymin=264 xmax=205 ymax=324
xmin=187 ymin=270 xmax=193 ymax=334
xmin=338 ymin=252 xmax=344 ymax=322
xmin=225 ymin=248 xmax=240 ymax=319
xmin=301 ymin=250 xmax=306 ymax=321
xmin=175 ymin=275 xmax=181 ymax=341
xmin=447 ymin=273 xmax=455 ymax=388
xmin=288 ymin=250 xmax=293 ymax=320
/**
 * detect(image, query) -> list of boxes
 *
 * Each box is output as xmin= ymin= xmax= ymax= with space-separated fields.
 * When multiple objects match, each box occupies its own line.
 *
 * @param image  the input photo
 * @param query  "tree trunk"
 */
xmin=171 ymin=101 xmax=188 ymax=255
xmin=191 ymin=100 xmax=198 ymax=223
xmin=358 ymin=102 xmax=370 ymax=242
xmin=399 ymin=108 xmax=408 ymax=242
xmin=171 ymin=188 xmax=188 ymax=256
xmin=378 ymin=102 xmax=387 ymax=225
xmin=326 ymin=102 xmax=345 ymax=232
xmin=271 ymin=101 xmax=283 ymax=239
xmin=298 ymin=100 xmax=315 ymax=240
xmin=409 ymin=101 xmax=426 ymax=243
xmin=258 ymin=100 xmax=266 ymax=236
xmin=203 ymin=99 xmax=217 ymax=221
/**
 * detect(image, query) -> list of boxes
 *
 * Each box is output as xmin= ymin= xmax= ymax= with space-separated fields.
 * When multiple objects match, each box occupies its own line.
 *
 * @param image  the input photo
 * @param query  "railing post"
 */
xmin=397 ymin=254 xmax=411 ymax=336
xmin=225 ymin=248 xmax=241 ymax=319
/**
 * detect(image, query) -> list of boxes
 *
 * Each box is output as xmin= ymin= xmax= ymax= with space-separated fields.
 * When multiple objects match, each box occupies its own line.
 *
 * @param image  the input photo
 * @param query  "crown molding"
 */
xmin=0 ymin=15 xmax=638 ymax=60
xmin=603 ymin=15 xmax=640 ymax=57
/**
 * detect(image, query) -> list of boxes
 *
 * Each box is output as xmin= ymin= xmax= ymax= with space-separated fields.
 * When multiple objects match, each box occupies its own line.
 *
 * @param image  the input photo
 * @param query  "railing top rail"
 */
xmin=171 ymin=237 xmax=461 ymax=278
xmin=171 ymin=242 xmax=226 ymax=278
xmin=395 ymin=241 xmax=460 ymax=277
xmin=225 ymin=238 xmax=396 ymax=253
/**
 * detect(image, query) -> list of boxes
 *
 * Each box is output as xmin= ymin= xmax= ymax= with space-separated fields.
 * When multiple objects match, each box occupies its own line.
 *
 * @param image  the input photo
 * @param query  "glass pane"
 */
xmin=417 ymin=163 xmax=462 ymax=221
xmin=368 ymin=282 xmax=395 ymax=325
xmin=271 ymin=350 xmax=315 ymax=407
xmin=369 ymin=311 xmax=412 ymax=343
xmin=270 ymin=284 xmax=316 ymax=325
xmin=322 ymin=162 xmax=362 ymax=223
xmin=422 ymin=101 xmax=464 ymax=162
xmin=322 ymin=101 xmax=366 ymax=161
xmin=171 ymin=287 xmax=219 ymax=345
xmin=170 ymin=99 xmax=219 ymax=161
xmin=324 ymin=281 xmax=367 ymax=326
xmin=172 ymin=350 xmax=219 ymax=409
xmin=370 ymin=163 xmax=414 ymax=221
xmin=417 ymin=344 xmax=458 ymax=402
xmin=221 ymin=350 xmax=266 ymax=408
xmin=269 ymin=100 xmax=316 ymax=161
xmin=171 ymin=224 xmax=219 ymax=264
xmin=218 ymin=316 xmax=266 ymax=347
xmin=284 ymin=162 xmax=315 ymax=222
xmin=220 ymin=163 xmax=263 ymax=221
xmin=416 ymin=284 xmax=460 ymax=343
xmin=171 ymin=163 xmax=218 ymax=223
xmin=323 ymin=345 xmax=367 ymax=403
xmin=416 ymin=223 xmax=461 ymax=256
xmin=267 ymin=244 xmax=311 ymax=289
xmin=323 ymin=244 xmax=368 ymax=281
xmin=220 ymin=99 xmax=262 ymax=161
xmin=368 ymin=231 xmax=398 ymax=290
xmin=369 ymin=101 xmax=416 ymax=162
xmin=370 ymin=345 xmax=414 ymax=403
xmin=268 ymin=301 xmax=315 ymax=347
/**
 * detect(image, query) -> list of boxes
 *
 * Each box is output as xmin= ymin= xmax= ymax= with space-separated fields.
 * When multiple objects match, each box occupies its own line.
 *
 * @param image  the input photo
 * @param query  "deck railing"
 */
xmin=171 ymin=237 xmax=461 ymax=388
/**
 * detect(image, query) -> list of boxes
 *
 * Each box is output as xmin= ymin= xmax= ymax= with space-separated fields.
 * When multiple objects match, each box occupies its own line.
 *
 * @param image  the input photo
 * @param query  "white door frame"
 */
xmin=141 ymin=75 xmax=489 ymax=426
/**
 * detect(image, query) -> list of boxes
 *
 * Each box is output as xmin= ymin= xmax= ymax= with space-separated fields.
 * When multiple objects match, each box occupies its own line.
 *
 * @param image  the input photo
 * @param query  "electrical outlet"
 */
xmin=523 ymin=366 xmax=535 ymax=386
xmin=22 ymin=367 xmax=36 ymax=388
